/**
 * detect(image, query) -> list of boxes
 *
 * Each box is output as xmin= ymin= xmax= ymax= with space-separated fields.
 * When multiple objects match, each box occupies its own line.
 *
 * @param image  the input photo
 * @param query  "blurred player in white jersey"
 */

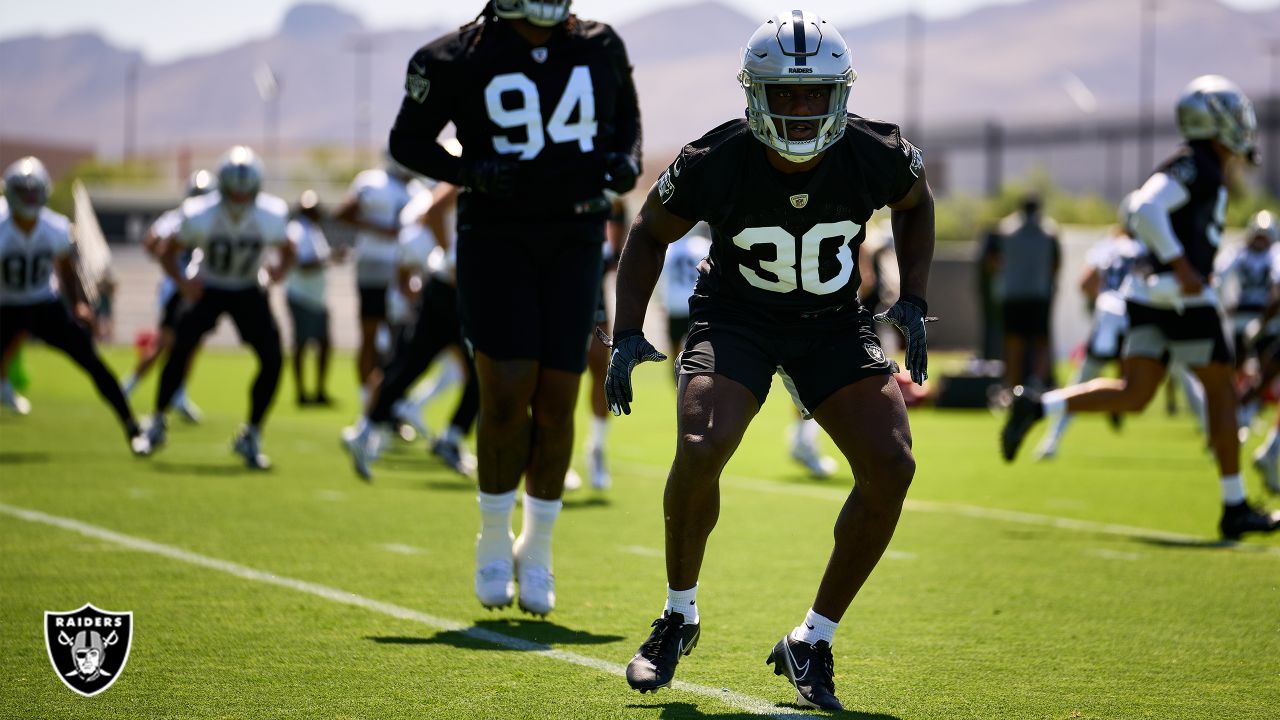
xmin=1216 ymin=210 xmax=1280 ymax=433
xmin=147 ymin=146 xmax=295 ymax=469
xmin=335 ymin=158 xmax=420 ymax=399
xmin=285 ymin=189 xmax=338 ymax=406
xmin=0 ymin=157 xmax=150 ymax=454
xmin=121 ymin=169 xmax=214 ymax=422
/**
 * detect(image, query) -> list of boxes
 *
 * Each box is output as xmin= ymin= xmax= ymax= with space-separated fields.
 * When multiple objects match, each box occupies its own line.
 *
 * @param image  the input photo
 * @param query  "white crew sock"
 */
xmin=587 ymin=416 xmax=609 ymax=450
xmin=791 ymin=608 xmax=839 ymax=647
xmin=664 ymin=584 xmax=700 ymax=625
xmin=1221 ymin=473 xmax=1247 ymax=506
xmin=171 ymin=385 xmax=188 ymax=408
xmin=794 ymin=418 xmax=820 ymax=448
xmin=121 ymin=373 xmax=139 ymax=395
xmin=515 ymin=494 xmax=562 ymax=570
xmin=358 ymin=386 xmax=369 ymax=410
xmin=410 ymin=356 xmax=464 ymax=410
xmin=1041 ymin=389 xmax=1068 ymax=419
xmin=477 ymin=490 xmax=517 ymax=563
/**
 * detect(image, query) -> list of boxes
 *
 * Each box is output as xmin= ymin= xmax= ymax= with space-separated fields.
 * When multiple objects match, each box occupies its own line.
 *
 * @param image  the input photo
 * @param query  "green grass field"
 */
xmin=2 ymin=345 xmax=1278 ymax=720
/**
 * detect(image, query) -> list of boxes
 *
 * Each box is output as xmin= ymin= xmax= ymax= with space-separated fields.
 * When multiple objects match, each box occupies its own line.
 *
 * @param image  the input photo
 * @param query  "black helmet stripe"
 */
xmin=792 ymin=9 xmax=807 ymax=65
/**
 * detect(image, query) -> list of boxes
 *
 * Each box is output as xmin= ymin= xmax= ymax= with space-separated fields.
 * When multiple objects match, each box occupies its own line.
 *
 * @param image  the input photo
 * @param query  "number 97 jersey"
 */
xmin=658 ymin=116 xmax=923 ymax=321
xmin=178 ymin=193 xmax=289 ymax=290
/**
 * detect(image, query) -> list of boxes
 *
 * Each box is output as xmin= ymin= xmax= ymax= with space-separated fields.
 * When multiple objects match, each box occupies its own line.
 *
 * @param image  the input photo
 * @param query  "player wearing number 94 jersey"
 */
xmin=608 ymin=10 xmax=935 ymax=711
xmin=148 ymin=146 xmax=295 ymax=470
xmin=388 ymin=0 xmax=641 ymax=619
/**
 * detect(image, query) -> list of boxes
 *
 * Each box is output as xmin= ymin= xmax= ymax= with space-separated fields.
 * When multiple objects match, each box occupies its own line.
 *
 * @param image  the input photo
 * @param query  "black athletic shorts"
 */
xmin=667 ymin=314 xmax=691 ymax=353
xmin=1124 ymin=301 xmax=1233 ymax=367
xmin=287 ymin=298 xmax=329 ymax=345
xmin=455 ymin=222 xmax=604 ymax=373
xmin=1002 ymin=300 xmax=1051 ymax=336
xmin=677 ymin=301 xmax=894 ymax=414
xmin=175 ymin=287 xmax=280 ymax=355
xmin=358 ymin=286 xmax=387 ymax=321
xmin=160 ymin=292 xmax=187 ymax=330
xmin=1 ymin=300 xmax=98 ymax=362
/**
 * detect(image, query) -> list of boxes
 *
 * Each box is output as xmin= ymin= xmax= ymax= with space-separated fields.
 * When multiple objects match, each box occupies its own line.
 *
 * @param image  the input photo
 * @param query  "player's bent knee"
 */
xmin=675 ymin=431 xmax=737 ymax=471
xmin=853 ymin=446 xmax=915 ymax=494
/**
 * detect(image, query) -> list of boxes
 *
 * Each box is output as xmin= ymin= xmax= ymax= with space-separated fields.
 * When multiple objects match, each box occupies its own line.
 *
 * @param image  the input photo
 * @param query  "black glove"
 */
xmin=601 ymin=328 xmax=666 ymax=416
xmin=873 ymin=295 xmax=937 ymax=386
xmin=458 ymin=158 xmax=517 ymax=197
xmin=602 ymin=152 xmax=640 ymax=194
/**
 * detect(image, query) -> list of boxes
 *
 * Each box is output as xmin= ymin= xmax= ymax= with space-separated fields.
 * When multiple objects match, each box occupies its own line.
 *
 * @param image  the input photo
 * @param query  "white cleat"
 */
xmin=392 ymin=400 xmax=431 ymax=443
xmin=790 ymin=442 xmax=837 ymax=479
xmin=1033 ymin=439 xmax=1058 ymax=462
xmin=513 ymin=551 xmax=555 ymax=617
xmin=232 ymin=427 xmax=271 ymax=471
xmin=175 ymin=397 xmax=203 ymax=424
xmin=563 ymin=468 xmax=583 ymax=492
xmin=146 ymin=416 xmax=168 ymax=451
xmin=1254 ymin=443 xmax=1280 ymax=495
xmin=588 ymin=445 xmax=611 ymax=490
xmin=129 ymin=433 xmax=152 ymax=457
xmin=475 ymin=559 xmax=515 ymax=609
xmin=1 ymin=385 xmax=32 ymax=415
xmin=341 ymin=428 xmax=374 ymax=481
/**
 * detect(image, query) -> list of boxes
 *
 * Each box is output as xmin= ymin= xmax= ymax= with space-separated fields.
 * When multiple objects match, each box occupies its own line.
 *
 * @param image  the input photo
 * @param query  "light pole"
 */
xmin=346 ymin=34 xmax=375 ymax=169
xmin=1137 ymin=0 xmax=1157 ymax=181
xmin=254 ymin=63 xmax=281 ymax=176
xmin=124 ymin=60 xmax=139 ymax=161
xmin=904 ymin=4 xmax=924 ymax=145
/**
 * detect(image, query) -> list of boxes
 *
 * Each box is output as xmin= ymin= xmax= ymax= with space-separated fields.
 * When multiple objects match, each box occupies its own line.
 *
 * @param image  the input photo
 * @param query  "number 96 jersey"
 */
xmin=659 ymin=116 xmax=922 ymax=323
xmin=396 ymin=17 xmax=640 ymax=224
xmin=0 ymin=207 xmax=72 ymax=306
xmin=178 ymin=192 xmax=289 ymax=290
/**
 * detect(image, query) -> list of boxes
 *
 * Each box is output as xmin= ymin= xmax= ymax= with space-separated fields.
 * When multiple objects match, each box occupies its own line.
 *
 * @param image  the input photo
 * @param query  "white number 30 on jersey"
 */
xmin=733 ymin=221 xmax=861 ymax=296
xmin=484 ymin=67 xmax=597 ymax=160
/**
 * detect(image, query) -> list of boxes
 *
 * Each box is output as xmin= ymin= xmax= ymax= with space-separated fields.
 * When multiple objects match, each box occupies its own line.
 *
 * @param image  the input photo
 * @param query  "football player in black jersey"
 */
xmin=387 ymin=0 xmax=641 ymax=617
xmin=606 ymin=12 xmax=934 ymax=711
xmin=1002 ymin=75 xmax=1280 ymax=540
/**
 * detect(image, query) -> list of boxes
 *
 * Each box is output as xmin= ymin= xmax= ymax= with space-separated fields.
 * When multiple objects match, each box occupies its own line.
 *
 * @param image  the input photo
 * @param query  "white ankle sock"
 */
xmin=791 ymin=608 xmax=838 ymax=647
xmin=588 ymin=416 xmax=609 ymax=449
xmin=477 ymin=490 xmax=516 ymax=562
xmin=1041 ymin=390 xmax=1068 ymax=419
xmin=1221 ymin=474 xmax=1246 ymax=506
xmin=515 ymin=494 xmax=562 ymax=570
xmin=664 ymin=584 xmax=699 ymax=625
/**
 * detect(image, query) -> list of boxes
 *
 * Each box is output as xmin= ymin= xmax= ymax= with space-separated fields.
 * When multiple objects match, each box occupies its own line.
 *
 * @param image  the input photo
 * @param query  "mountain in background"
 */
xmin=1 ymin=0 xmax=1277 ymax=160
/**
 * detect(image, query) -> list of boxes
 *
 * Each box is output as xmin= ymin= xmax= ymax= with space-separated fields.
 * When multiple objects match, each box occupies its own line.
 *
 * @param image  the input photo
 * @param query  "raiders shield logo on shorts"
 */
xmin=45 ymin=603 xmax=133 ymax=697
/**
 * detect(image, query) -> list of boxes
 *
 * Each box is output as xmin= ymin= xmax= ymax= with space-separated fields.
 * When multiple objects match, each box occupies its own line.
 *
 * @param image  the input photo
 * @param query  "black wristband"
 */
xmin=899 ymin=294 xmax=928 ymax=316
xmin=613 ymin=329 xmax=643 ymax=342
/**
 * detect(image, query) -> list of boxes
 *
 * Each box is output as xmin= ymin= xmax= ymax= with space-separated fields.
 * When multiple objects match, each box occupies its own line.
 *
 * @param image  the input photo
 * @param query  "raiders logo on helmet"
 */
xmin=44 ymin=603 xmax=134 ymax=697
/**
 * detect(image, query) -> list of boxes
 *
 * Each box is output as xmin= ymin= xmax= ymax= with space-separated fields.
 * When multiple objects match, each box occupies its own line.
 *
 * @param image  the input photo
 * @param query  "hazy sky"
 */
xmin=3 ymin=0 xmax=1278 ymax=63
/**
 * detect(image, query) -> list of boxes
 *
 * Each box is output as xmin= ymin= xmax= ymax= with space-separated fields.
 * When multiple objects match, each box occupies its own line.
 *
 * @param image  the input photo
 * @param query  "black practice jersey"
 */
xmin=389 ymin=16 xmax=641 ymax=225
xmin=658 ymin=116 xmax=922 ymax=322
xmin=1151 ymin=140 xmax=1227 ymax=278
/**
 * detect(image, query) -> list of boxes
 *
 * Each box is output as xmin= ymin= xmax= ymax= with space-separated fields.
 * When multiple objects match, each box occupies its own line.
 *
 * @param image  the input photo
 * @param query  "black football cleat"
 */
xmin=1000 ymin=385 xmax=1044 ymax=462
xmin=766 ymin=634 xmax=842 ymax=711
xmin=626 ymin=611 xmax=700 ymax=693
xmin=1219 ymin=502 xmax=1280 ymax=540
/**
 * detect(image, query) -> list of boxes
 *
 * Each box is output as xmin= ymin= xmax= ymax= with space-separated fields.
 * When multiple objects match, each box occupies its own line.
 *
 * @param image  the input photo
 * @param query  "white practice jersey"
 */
xmin=1086 ymin=233 xmax=1147 ymax=295
xmin=286 ymin=217 xmax=331 ymax=310
xmin=661 ymin=230 xmax=712 ymax=318
xmin=1217 ymin=244 xmax=1280 ymax=313
xmin=351 ymin=169 xmax=420 ymax=288
xmin=179 ymin=193 xmax=289 ymax=291
xmin=150 ymin=206 xmax=201 ymax=307
xmin=0 ymin=207 xmax=72 ymax=306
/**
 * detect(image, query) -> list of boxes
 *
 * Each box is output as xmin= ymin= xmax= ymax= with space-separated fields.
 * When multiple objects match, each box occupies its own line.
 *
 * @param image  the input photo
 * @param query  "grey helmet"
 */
xmin=216 ymin=145 xmax=263 ymax=209
xmin=738 ymin=10 xmax=856 ymax=163
xmin=1246 ymin=210 xmax=1279 ymax=245
xmin=3 ymin=156 xmax=51 ymax=221
xmin=186 ymin=169 xmax=215 ymax=198
xmin=1175 ymin=75 xmax=1257 ymax=157
xmin=492 ymin=0 xmax=571 ymax=27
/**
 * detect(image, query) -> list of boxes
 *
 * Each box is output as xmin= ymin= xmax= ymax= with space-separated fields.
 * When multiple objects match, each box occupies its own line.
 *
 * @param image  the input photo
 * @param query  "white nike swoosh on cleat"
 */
xmin=785 ymin=643 xmax=810 ymax=681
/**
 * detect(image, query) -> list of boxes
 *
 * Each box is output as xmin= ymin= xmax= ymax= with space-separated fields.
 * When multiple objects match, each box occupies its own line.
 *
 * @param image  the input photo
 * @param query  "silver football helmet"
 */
xmin=738 ymin=10 xmax=856 ymax=162
xmin=1175 ymin=75 xmax=1257 ymax=157
xmin=3 ymin=156 xmax=51 ymax=221
xmin=186 ymin=169 xmax=215 ymax=198
xmin=1247 ymin=210 xmax=1278 ymax=246
xmin=216 ymin=146 xmax=263 ymax=209
xmin=492 ymin=0 xmax=571 ymax=27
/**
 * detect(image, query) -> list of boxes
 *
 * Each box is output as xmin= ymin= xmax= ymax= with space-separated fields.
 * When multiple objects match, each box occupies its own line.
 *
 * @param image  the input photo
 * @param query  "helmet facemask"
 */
xmin=739 ymin=10 xmax=855 ymax=163
xmin=216 ymin=146 xmax=263 ymax=214
xmin=492 ymin=0 xmax=570 ymax=27
xmin=3 ymin=156 xmax=51 ymax=221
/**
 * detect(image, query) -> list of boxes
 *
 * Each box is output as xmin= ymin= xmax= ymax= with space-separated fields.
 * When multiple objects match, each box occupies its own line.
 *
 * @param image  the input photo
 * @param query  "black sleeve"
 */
xmin=603 ymin=29 xmax=642 ymax=174
xmin=860 ymin=120 xmax=925 ymax=208
xmin=388 ymin=47 xmax=464 ymax=184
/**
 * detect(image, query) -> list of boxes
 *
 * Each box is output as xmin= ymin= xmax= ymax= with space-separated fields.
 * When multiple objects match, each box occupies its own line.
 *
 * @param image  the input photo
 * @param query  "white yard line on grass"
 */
xmin=0 ymin=503 xmax=810 ymax=720
xmin=615 ymin=461 xmax=1280 ymax=558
